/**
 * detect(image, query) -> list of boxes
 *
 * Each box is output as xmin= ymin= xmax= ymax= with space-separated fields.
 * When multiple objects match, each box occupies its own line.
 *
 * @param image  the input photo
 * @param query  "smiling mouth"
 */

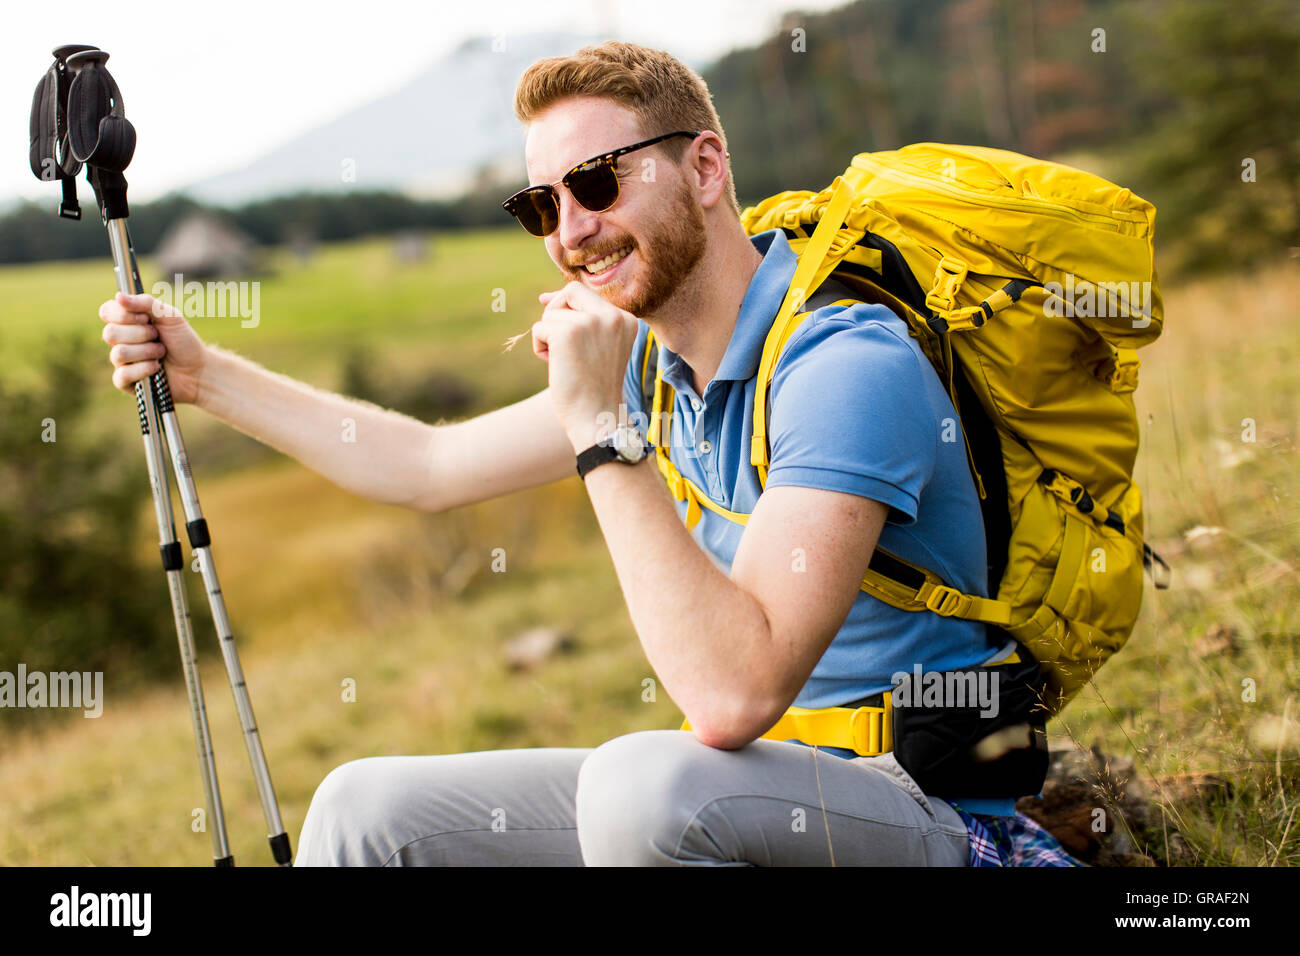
xmin=583 ymin=245 xmax=633 ymax=276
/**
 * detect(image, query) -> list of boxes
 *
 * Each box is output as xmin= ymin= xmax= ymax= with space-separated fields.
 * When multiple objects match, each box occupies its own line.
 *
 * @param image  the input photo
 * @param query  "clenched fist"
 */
xmin=532 ymin=281 xmax=640 ymax=451
xmin=99 ymin=292 xmax=207 ymax=403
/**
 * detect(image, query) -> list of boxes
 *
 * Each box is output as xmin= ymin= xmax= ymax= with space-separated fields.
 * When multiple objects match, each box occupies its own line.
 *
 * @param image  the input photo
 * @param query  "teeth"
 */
xmin=585 ymin=246 xmax=632 ymax=275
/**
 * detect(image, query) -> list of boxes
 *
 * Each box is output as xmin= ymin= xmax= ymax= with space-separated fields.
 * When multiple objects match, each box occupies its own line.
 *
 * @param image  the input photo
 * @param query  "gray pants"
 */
xmin=294 ymin=729 xmax=969 ymax=866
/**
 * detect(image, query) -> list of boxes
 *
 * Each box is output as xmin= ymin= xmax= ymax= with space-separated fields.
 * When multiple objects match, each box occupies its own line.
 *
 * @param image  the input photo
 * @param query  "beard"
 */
xmin=562 ymin=181 xmax=707 ymax=317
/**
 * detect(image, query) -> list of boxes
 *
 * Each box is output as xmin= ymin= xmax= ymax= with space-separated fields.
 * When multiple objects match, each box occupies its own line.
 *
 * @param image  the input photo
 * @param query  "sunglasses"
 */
xmin=502 ymin=130 xmax=701 ymax=237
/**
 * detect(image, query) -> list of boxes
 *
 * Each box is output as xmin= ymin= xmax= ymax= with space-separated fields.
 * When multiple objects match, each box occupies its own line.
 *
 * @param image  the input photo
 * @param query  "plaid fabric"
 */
xmin=951 ymin=807 xmax=1082 ymax=867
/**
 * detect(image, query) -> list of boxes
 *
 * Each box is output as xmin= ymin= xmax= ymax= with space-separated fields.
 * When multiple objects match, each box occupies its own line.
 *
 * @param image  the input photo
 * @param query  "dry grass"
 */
xmin=0 ymin=460 xmax=674 ymax=865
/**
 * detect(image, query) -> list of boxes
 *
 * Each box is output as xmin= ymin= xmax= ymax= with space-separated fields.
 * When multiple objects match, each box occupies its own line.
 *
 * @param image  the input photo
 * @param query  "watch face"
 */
xmin=612 ymin=426 xmax=647 ymax=463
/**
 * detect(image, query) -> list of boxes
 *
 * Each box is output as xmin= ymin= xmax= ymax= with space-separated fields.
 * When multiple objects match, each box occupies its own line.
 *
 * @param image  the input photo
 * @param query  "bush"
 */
xmin=0 ymin=336 xmax=178 ymax=723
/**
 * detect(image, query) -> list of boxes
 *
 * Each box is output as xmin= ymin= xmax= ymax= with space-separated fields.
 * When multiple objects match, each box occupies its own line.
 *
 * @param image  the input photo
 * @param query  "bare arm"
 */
xmin=101 ymin=292 xmax=576 ymax=512
xmin=531 ymin=280 xmax=887 ymax=746
xmin=580 ymin=455 xmax=886 ymax=747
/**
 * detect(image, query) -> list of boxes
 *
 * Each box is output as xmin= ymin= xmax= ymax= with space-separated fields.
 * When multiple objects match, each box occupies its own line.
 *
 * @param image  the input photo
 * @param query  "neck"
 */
xmin=646 ymin=218 xmax=764 ymax=396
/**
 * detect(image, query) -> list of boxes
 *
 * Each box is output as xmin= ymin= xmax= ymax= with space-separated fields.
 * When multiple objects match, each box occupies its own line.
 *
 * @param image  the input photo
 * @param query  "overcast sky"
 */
xmin=4 ymin=0 xmax=851 ymax=204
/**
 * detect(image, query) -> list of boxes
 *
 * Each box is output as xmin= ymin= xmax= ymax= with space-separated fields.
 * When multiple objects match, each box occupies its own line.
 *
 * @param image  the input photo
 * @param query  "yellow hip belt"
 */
xmin=680 ymin=693 xmax=893 ymax=757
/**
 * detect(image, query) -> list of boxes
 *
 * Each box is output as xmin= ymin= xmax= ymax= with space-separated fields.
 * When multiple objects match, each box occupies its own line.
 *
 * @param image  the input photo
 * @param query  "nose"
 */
xmin=555 ymin=185 xmax=601 ymax=252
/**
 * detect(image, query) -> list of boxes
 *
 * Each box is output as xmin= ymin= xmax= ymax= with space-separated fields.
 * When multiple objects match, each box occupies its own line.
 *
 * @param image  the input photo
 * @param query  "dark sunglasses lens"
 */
xmin=568 ymin=160 xmax=620 ymax=212
xmin=508 ymin=188 xmax=559 ymax=236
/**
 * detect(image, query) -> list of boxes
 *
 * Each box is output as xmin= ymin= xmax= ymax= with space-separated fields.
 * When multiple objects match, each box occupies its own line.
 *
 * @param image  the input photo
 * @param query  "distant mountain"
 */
xmin=182 ymin=32 xmax=598 ymax=205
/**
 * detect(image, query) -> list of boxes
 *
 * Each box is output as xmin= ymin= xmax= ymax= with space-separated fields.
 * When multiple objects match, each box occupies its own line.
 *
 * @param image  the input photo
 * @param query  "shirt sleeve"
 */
xmin=764 ymin=303 xmax=939 ymax=525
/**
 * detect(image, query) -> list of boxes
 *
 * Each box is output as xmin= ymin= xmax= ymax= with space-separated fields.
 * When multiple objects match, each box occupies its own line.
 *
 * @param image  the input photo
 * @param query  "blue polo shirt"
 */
xmin=622 ymin=229 xmax=1016 ymax=816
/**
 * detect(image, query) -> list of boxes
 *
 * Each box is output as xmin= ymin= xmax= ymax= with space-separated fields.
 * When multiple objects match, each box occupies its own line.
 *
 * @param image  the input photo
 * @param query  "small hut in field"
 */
xmin=154 ymin=213 xmax=258 ymax=279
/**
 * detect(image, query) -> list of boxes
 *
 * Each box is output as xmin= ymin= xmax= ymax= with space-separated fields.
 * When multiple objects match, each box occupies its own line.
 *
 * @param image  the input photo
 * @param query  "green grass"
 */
xmin=0 ymin=228 xmax=561 ymax=471
xmin=1 ymin=227 xmax=555 ymax=365
xmin=0 ymin=232 xmax=1297 ymax=865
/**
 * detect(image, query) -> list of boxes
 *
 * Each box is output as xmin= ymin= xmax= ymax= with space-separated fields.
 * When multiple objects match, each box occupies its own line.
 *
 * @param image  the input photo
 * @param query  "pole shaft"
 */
xmin=109 ymin=219 xmax=291 ymax=865
xmin=152 ymin=378 xmax=289 ymax=856
xmin=108 ymin=219 xmax=233 ymax=865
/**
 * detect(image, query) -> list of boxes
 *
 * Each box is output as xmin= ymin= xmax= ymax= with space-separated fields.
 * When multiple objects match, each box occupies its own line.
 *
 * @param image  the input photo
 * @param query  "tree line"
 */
xmin=3 ymin=0 xmax=1296 ymax=275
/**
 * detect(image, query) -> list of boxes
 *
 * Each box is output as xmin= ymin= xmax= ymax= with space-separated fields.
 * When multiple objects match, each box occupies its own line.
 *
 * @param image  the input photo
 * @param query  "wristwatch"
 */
xmin=576 ymin=425 xmax=648 ymax=479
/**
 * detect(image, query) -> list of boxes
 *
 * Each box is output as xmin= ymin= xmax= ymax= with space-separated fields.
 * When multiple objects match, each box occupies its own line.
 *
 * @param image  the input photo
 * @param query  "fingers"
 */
xmin=531 ymin=313 xmax=587 ymax=361
xmin=532 ymin=280 xmax=638 ymax=371
xmin=114 ymin=291 xmax=158 ymax=314
xmin=99 ymin=291 xmax=156 ymax=323
xmin=541 ymin=280 xmax=631 ymax=319
xmin=540 ymin=283 xmax=583 ymax=315
xmin=101 ymin=297 xmax=165 ymax=393
xmin=112 ymin=360 xmax=160 ymax=393
xmin=531 ymin=318 xmax=550 ymax=362
xmin=108 ymin=341 xmax=166 ymax=368
xmin=538 ymin=283 xmax=587 ymax=314
xmin=102 ymin=321 xmax=159 ymax=346
xmin=98 ymin=291 xmax=184 ymax=325
xmin=99 ymin=296 xmax=152 ymax=325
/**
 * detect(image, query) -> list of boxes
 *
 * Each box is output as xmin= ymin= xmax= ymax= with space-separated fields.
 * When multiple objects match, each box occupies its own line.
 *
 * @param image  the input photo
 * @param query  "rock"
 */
xmin=502 ymin=627 xmax=576 ymax=671
xmin=1020 ymin=747 xmax=1237 ymax=866
xmin=1016 ymin=743 xmax=1161 ymax=866
xmin=1150 ymin=770 xmax=1233 ymax=804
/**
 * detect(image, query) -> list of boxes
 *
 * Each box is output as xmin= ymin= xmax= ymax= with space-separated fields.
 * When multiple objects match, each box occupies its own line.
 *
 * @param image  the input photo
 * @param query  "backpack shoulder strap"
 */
xmin=752 ymin=271 xmax=1014 ymax=628
xmin=752 ymin=177 xmax=856 ymax=483
xmin=640 ymin=328 xmax=659 ymax=419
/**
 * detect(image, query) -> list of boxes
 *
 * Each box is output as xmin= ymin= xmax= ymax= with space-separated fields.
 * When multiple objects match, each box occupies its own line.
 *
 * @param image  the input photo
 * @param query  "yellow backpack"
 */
xmin=649 ymin=144 xmax=1171 ymax=714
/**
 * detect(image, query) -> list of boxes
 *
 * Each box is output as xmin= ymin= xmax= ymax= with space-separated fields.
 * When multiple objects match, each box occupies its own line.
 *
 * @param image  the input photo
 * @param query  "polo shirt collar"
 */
xmin=658 ymin=229 xmax=796 ymax=393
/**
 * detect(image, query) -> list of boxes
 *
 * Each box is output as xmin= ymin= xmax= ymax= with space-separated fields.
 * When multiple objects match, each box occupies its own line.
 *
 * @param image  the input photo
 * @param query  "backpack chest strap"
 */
xmin=650 ymin=372 xmax=751 ymax=532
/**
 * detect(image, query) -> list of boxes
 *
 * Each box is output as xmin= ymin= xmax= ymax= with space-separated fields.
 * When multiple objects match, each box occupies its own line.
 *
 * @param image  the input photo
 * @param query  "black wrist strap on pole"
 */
xmin=65 ymin=53 xmax=135 ymax=172
xmin=29 ymin=45 xmax=136 ymax=222
xmin=28 ymin=46 xmax=99 ymax=219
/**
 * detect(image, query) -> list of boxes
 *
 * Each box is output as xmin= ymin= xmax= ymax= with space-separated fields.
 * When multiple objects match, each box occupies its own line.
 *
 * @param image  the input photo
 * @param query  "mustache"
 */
xmin=562 ymin=239 xmax=637 ymax=271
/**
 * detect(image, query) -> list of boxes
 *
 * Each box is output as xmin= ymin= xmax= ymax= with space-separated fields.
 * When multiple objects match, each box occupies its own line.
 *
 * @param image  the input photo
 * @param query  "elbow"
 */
xmin=405 ymin=425 xmax=450 ymax=514
xmin=401 ymin=479 xmax=450 ymax=515
xmin=688 ymin=720 xmax=748 ymax=751
xmin=407 ymin=489 xmax=449 ymax=515
xmin=685 ymin=692 xmax=788 ymax=751
xmin=682 ymin=637 xmax=800 ymax=751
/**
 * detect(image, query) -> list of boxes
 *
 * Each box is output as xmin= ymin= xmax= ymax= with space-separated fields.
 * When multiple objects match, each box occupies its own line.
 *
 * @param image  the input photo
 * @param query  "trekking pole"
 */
xmin=29 ymin=45 xmax=291 ymax=866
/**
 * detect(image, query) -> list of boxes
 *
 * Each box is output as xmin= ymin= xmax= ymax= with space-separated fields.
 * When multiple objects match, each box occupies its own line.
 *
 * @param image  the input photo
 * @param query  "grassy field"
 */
xmin=0 ymin=229 xmax=1297 ymax=865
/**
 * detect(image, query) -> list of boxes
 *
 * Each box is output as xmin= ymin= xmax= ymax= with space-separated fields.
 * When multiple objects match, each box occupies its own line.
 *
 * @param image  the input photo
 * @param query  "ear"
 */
xmin=689 ymin=132 xmax=730 ymax=211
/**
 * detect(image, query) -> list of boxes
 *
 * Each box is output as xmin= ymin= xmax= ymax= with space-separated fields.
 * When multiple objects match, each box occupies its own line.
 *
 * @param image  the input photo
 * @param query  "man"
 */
xmin=99 ymin=41 xmax=1028 ymax=866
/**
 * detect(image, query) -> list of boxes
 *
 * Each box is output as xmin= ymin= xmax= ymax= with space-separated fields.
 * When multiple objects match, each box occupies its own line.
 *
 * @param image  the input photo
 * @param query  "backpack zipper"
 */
xmin=853 ymin=154 xmax=1125 ymax=231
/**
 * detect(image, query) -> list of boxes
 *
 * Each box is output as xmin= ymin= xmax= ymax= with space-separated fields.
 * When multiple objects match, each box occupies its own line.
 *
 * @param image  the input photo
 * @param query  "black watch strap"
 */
xmin=576 ymin=442 xmax=622 ymax=480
